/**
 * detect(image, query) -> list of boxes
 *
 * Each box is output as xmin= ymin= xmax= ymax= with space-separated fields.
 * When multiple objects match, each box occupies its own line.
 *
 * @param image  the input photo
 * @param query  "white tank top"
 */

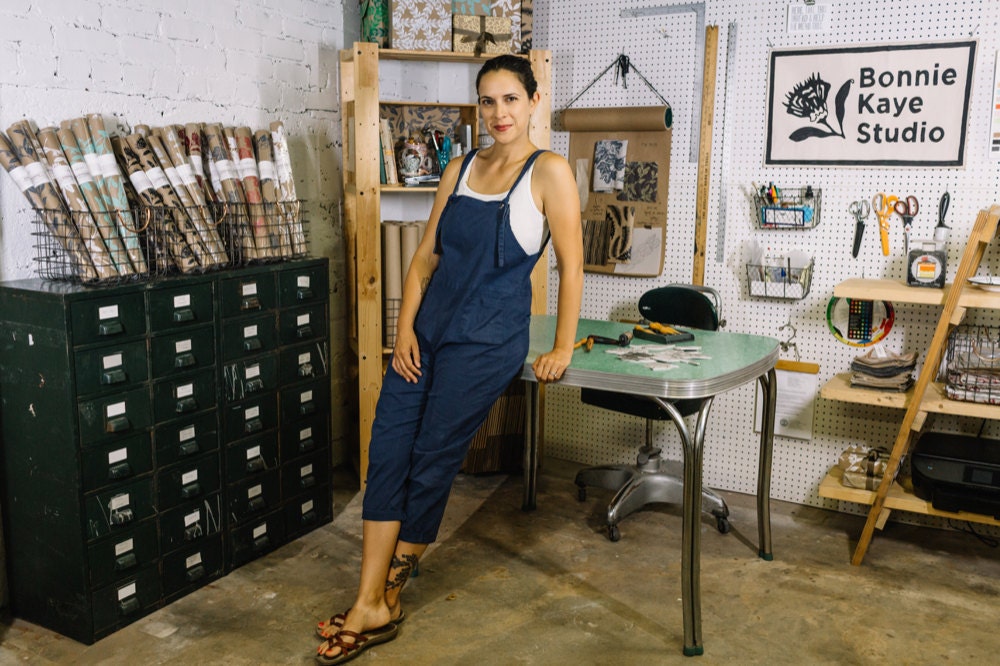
xmin=455 ymin=152 xmax=548 ymax=254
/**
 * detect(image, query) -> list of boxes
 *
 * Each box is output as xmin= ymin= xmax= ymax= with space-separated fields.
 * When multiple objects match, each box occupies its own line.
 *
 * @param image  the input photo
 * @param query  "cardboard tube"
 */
xmin=561 ymin=106 xmax=672 ymax=132
xmin=400 ymin=222 xmax=420 ymax=282
xmin=382 ymin=221 xmax=402 ymax=300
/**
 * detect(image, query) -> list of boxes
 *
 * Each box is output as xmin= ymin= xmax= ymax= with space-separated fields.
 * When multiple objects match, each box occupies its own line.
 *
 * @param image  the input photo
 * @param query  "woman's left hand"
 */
xmin=533 ymin=347 xmax=573 ymax=383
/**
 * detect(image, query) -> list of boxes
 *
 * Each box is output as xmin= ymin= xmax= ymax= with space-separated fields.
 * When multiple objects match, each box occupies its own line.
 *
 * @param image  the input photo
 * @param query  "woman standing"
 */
xmin=316 ymin=54 xmax=583 ymax=664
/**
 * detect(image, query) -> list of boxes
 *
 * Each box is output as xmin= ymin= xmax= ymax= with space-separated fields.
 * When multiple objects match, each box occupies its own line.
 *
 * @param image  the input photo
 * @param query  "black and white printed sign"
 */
xmin=765 ymin=41 xmax=977 ymax=167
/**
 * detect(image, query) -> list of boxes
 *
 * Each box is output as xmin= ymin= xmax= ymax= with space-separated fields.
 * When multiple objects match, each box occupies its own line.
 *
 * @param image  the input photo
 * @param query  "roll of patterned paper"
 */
xmin=157 ymin=126 xmax=229 ymax=265
xmin=400 ymin=222 xmax=420 ymax=281
xmin=114 ymin=135 xmax=198 ymax=273
xmin=56 ymin=127 xmax=134 ymax=275
xmin=270 ymin=120 xmax=307 ymax=255
xmin=36 ymin=126 xmax=118 ymax=279
xmin=184 ymin=123 xmax=218 ymax=206
xmin=134 ymin=124 xmax=151 ymax=137
xmin=253 ymin=129 xmax=292 ymax=257
xmin=69 ymin=117 xmax=117 ymax=218
xmin=125 ymin=133 xmax=210 ymax=269
xmin=86 ymin=114 xmax=149 ymax=273
xmin=9 ymin=119 xmax=57 ymax=186
xmin=202 ymin=123 xmax=256 ymax=260
xmin=0 ymin=131 xmax=100 ymax=280
xmin=233 ymin=126 xmax=273 ymax=258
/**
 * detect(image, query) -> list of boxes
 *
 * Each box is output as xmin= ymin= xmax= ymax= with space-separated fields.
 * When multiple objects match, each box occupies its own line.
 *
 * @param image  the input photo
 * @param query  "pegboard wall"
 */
xmin=533 ymin=0 xmax=1000 ymax=520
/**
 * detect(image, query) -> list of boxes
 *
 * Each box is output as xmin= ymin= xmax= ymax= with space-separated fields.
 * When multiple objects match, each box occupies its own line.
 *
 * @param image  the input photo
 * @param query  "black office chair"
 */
xmin=575 ymin=284 xmax=731 ymax=541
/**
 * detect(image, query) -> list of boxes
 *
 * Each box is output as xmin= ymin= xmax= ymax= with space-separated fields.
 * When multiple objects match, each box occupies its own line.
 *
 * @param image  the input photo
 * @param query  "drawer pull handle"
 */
xmin=101 ymin=368 xmax=128 ymax=385
xmin=247 ymin=496 xmax=266 ymax=513
xmin=184 ymin=523 xmax=204 ymax=542
xmin=174 ymin=352 xmax=196 ymax=369
xmin=252 ymin=533 xmax=270 ymax=551
xmin=300 ymin=474 xmax=316 ymax=489
xmin=296 ymin=287 xmax=314 ymax=301
xmin=243 ymin=337 xmax=262 ymax=353
xmin=295 ymin=325 xmax=313 ymax=340
xmin=179 ymin=440 xmax=200 ymax=457
xmin=298 ymin=437 xmax=315 ymax=454
xmin=110 ymin=507 xmax=134 ymax=527
xmin=180 ymin=481 xmax=202 ymax=499
xmin=298 ymin=362 xmax=314 ymax=378
xmin=106 ymin=415 xmax=132 ymax=433
xmin=244 ymin=417 xmax=263 ymax=434
xmin=175 ymin=397 xmax=198 ymax=414
xmin=246 ymin=456 xmax=266 ymax=473
xmin=299 ymin=400 xmax=315 ymax=416
xmin=115 ymin=552 xmax=138 ymax=571
xmin=118 ymin=596 xmax=141 ymax=616
xmin=108 ymin=461 xmax=133 ymax=480
xmin=185 ymin=563 xmax=206 ymax=583
xmin=301 ymin=508 xmax=317 ymax=525
xmin=241 ymin=296 xmax=261 ymax=312
xmin=245 ymin=378 xmax=265 ymax=394
xmin=172 ymin=308 xmax=195 ymax=323
xmin=98 ymin=320 xmax=124 ymax=337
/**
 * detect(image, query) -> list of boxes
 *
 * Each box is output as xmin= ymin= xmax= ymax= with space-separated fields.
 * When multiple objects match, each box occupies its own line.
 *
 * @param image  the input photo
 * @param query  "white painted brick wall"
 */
xmin=0 ymin=0 xmax=361 ymax=607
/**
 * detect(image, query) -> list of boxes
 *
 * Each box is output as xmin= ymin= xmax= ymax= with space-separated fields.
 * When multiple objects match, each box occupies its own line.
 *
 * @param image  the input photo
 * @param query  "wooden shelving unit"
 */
xmin=339 ymin=42 xmax=552 ymax=482
xmin=818 ymin=205 xmax=1000 ymax=564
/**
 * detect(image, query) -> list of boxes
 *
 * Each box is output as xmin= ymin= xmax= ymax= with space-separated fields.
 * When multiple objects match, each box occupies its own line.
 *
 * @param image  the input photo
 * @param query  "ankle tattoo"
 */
xmin=386 ymin=553 xmax=418 ymax=592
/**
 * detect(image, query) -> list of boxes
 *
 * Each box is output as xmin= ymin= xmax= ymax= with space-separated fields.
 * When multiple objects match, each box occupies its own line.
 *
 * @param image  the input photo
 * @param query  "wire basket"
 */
xmin=217 ymin=200 xmax=309 ymax=266
xmin=944 ymin=325 xmax=1000 ymax=405
xmin=753 ymin=186 xmax=821 ymax=230
xmin=746 ymin=257 xmax=814 ymax=300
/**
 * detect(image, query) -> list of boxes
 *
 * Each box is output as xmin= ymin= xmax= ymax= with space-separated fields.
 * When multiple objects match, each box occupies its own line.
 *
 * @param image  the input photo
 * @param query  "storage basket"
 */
xmin=944 ymin=325 xmax=1000 ymax=405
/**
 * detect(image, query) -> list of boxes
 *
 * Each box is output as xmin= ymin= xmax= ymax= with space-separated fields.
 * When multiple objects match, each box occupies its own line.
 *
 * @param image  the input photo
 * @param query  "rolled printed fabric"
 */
xmin=69 ymin=117 xmax=116 ymax=216
xmin=56 ymin=127 xmax=134 ymax=275
xmin=185 ymin=123 xmax=218 ymax=206
xmin=86 ymin=114 xmax=148 ymax=273
xmin=226 ymin=126 xmax=270 ymax=258
xmin=114 ymin=135 xmax=198 ymax=273
xmin=36 ymin=126 xmax=117 ymax=279
xmin=252 ymin=129 xmax=292 ymax=257
xmin=9 ymin=119 xmax=56 ymax=185
xmin=125 ymin=132 xmax=210 ymax=270
xmin=0 ymin=130 xmax=99 ymax=280
xmin=203 ymin=123 xmax=255 ymax=260
xmin=270 ymin=120 xmax=307 ymax=255
xmin=234 ymin=126 xmax=274 ymax=259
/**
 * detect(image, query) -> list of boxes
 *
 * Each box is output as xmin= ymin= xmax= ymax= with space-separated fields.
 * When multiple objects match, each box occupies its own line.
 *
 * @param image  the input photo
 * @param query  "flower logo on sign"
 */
xmin=783 ymin=73 xmax=852 ymax=140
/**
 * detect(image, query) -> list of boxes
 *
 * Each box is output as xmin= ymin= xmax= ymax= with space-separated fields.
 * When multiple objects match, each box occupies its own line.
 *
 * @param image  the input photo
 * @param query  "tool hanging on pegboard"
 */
xmin=715 ymin=22 xmax=738 ymax=264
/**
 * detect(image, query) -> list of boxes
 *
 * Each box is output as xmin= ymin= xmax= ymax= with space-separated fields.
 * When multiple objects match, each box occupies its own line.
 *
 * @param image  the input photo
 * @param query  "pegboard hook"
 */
xmin=779 ymin=320 xmax=800 ymax=361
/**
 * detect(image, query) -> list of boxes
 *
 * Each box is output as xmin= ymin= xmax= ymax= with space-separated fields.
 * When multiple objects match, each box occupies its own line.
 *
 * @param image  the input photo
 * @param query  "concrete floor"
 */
xmin=3 ymin=461 xmax=1000 ymax=665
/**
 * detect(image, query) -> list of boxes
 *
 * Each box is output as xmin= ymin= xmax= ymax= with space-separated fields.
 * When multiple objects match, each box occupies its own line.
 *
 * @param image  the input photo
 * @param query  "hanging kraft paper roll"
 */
xmin=563 ymin=106 xmax=671 ymax=278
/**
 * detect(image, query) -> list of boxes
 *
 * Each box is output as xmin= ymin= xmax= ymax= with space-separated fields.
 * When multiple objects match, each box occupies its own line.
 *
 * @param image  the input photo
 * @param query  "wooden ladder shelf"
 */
xmin=852 ymin=204 xmax=1000 ymax=565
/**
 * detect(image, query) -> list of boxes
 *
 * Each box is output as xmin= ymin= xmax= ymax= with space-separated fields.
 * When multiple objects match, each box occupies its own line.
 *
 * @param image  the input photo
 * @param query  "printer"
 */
xmin=912 ymin=432 xmax=1000 ymax=518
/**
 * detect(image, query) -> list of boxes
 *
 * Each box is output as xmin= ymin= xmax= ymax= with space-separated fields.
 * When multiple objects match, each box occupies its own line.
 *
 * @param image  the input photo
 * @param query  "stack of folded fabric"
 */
xmin=849 ymin=347 xmax=918 ymax=391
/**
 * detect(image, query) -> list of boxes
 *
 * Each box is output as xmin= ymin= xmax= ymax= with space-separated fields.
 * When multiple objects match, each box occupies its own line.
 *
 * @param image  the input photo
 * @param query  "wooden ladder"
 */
xmin=852 ymin=204 xmax=1000 ymax=566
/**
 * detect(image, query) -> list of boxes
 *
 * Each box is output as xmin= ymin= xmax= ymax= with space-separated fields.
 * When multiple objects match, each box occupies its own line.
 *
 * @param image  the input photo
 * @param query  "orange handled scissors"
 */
xmin=872 ymin=193 xmax=898 ymax=256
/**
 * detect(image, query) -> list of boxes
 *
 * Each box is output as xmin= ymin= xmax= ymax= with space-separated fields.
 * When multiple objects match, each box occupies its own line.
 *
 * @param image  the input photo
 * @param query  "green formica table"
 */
xmin=521 ymin=315 xmax=780 ymax=657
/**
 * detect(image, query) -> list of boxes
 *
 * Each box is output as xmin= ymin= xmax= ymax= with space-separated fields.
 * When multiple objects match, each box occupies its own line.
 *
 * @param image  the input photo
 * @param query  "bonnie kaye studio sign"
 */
xmin=765 ymin=41 xmax=977 ymax=167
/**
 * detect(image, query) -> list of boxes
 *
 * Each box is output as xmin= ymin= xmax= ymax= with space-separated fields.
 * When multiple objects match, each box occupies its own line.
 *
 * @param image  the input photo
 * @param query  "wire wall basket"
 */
xmin=752 ymin=186 xmax=821 ymax=230
xmin=944 ymin=325 xmax=1000 ymax=405
xmin=746 ymin=257 xmax=814 ymax=300
xmin=32 ymin=201 xmax=308 ymax=285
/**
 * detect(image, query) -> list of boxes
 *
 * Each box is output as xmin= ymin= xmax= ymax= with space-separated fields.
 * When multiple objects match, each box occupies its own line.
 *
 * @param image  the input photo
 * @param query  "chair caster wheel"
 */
xmin=607 ymin=525 xmax=621 ymax=542
xmin=716 ymin=516 xmax=731 ymax=534
xmin=577 ymin=486 xmax=587 ymax=502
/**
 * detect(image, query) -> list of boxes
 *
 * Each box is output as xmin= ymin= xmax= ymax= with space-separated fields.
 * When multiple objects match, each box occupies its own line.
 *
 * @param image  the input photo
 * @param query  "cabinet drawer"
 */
xmin=225 ymin=432 xmax=279 ymax=484
xmin=223 ymin=392 xmax=278 ymax=442
xmin=151 ymin=325 xmax=216 ymax=379
xmin=278 ymin=303 xmax=327 ymax=345
xmin=155 ymin=412 xmax=219 ymax=468
xmin=284 ymin=485 xmax=333 ymax=538
xmin=85 ymin=477 xmax=156 ymax=541
xmin=278 ymin=341 xmax=329 ymax=385
xmin=74 ymin=340 xmax=149 ymax=396
xmin=228 ymin=509 xmax=285 ymax=568
xmin=87 ymin=519 xmax=158 ymax=588
xmin=148 ymin=281 xmax=215 ymax=332
xmin=70 ymin=292 xmax=147 ymax=346
xmin=279 ymin=379 xmax=330 ymax=424
xmin=221 ymin=313 xmax=277 ymax=361
xmin=281 ymin=449 xmax=330 ymax=499
xmin=159 ymin=493 xmax=223 ymax=554
xmin=92 ymin=566 xmax=161 ymax=635
xmin=81 ymin=433 xmax=153 ymax=492
xmin=220 ymin=272 xmax=276 ymax=318
xmin=152 ymin=369 xmax=216 ymax=423
xmin=157 ymin=453 xmax=222 ymax=510
xmin=278 ymin=262 xmax=328 ymax=307
xmin=280 ymin=413 xmax=329 ymax=462
xmin=228 ymin=468 xmax=280 ymax=524
xmin=161 ymin=535 xmax=223 ymax=599
xmin=78 ymin=388 xmax=153 ymax=446
xmin=222 ymin=353 xmax=278 ymax=402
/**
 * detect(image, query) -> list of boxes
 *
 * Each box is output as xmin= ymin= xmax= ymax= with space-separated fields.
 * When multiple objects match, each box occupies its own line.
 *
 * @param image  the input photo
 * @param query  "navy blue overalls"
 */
xmin=363 ymin=149 xmax=547 ymax=544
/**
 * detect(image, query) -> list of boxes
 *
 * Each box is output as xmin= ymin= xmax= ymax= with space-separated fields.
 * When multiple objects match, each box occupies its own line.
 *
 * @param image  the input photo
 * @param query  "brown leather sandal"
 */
xmin=315 ymin=622 xmax=400 ymax=665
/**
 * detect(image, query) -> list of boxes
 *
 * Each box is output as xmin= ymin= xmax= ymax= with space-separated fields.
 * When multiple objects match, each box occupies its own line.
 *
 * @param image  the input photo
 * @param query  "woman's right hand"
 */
xmin=391 ymin=327 xmax=423 ymax=383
